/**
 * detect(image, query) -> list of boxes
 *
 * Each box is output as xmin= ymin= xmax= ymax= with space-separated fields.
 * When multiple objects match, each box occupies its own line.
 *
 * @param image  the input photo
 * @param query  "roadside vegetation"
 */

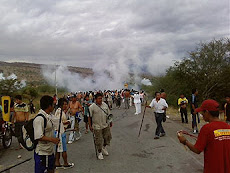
xmin=142 ymin=38 xmax=230 ymax=108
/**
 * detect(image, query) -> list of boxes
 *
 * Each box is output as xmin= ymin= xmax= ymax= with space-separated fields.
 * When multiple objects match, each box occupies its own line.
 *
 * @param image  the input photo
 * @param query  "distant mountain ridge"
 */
xmin=0 ymin=61 xmax=94 ymax=85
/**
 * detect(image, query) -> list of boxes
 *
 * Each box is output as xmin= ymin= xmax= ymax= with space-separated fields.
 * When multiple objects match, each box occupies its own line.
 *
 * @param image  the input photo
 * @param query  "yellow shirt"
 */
xmin=178 ymin=98 xmax=188 ymax=106
xmin=14 ymin=102 xmax=29 ymax=112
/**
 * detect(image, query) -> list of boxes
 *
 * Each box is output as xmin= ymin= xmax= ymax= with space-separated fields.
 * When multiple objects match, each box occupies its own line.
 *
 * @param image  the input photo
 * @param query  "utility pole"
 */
xmin=55 ymin=64 xmax=58 ymax=96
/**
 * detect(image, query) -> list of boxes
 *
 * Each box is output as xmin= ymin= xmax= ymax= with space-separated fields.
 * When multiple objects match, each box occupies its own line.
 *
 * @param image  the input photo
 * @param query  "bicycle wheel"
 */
xmin=2 ymin=128 xmax=12 ymax=148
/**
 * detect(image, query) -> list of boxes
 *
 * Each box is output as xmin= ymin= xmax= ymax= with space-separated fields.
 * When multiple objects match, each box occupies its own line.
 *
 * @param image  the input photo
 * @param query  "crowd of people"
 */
xmin=177 ymin=89 xmax=230 ymax=134
xmin=1 ymin=89 xmax=147 ymax=173
xmin=1 ymin=88 xmax=229 ymax=173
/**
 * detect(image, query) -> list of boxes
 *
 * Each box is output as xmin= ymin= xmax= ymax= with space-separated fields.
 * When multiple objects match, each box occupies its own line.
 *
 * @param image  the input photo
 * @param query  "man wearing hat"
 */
xmin=177 ymin=99 xmax=230 ymax=173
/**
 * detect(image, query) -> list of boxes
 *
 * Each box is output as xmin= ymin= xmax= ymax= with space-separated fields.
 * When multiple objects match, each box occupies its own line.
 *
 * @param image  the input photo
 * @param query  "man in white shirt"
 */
xmin=146 ymin=92 xmax=168 ymax=139
xmin=34 ymin=96 xmax=60 ymax=173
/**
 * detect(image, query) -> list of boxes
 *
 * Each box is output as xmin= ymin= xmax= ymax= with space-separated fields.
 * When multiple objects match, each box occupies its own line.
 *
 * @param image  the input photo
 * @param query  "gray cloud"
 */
xmin=0 ymin=0 xmax=229 ymax=75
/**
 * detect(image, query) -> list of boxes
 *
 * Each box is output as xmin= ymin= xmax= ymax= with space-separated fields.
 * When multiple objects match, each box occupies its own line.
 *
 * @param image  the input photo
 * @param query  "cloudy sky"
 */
xmin=0 ymin=0 xmax=229 ymax=74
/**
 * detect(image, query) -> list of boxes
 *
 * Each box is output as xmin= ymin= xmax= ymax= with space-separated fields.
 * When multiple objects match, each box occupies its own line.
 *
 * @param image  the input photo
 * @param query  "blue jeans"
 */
xmin=54 ymin=132 xmax=67 ymax=152
xmin=154 ymin=113 xmax=165 ymax=137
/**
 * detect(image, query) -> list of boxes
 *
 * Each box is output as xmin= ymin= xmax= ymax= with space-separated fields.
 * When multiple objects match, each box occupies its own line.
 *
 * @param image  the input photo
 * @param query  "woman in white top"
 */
xmin=133 ymin=91 xmax=141 ymax=115
xmin=53 ymin=98 xmax=74 ymax=169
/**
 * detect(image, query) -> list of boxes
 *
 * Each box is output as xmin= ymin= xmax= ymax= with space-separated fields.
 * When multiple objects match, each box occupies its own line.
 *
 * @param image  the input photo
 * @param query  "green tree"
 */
xmin=0 ymin=79 xmax=21 ymax=96
xmin=151 ymin=38 xmax=230 ymax=107
xmin=22 ymin=86 xmax=39 ymax=101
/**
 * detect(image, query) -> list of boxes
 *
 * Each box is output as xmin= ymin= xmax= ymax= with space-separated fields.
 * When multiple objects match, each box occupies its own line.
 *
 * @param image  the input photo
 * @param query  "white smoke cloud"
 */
xmin=19 ymin=80 xmax=27 ymax=88
xmin=42 ymin=64 xmax=130 ymax=92
xmin=42 ymin=42 xmax=156 ymax=92
xmin=0 ymin=73 xmax=5 ymax=80
xmin=141 ymin=78 xmax=152 ymax=86
xmin=0 ymin=73 xmax=26 ymax=88
xmin=7 ymin=73 xmax=17 ymax=80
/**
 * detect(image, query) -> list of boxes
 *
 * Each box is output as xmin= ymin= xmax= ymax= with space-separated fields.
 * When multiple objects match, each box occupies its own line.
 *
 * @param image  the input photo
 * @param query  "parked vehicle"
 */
xmin=0 ymin=96 xmax=13 ymax=148
xmin=0 ymin=114 xmax=13 ymax=148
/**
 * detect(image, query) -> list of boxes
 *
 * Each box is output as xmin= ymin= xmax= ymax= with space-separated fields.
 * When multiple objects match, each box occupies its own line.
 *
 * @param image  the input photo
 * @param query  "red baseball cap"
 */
xmin=195 ymin=99 xmax=219 ymax=112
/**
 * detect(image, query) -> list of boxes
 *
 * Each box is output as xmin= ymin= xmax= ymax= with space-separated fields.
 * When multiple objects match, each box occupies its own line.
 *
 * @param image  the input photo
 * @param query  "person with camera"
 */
xmin=89 ymin=93 xmax=112 ymax=160
xmin=178 ymin=94 xmax=188 ymax=124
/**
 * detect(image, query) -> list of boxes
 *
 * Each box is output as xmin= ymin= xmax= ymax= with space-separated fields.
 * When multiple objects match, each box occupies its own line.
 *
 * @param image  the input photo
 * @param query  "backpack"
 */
xmin=19 ymin=114 xmax=47 ymax=151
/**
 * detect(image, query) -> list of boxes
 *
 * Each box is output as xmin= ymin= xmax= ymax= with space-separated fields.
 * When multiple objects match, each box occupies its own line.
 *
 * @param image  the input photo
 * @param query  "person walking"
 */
xmin=140 ymin=91 xmax=144 ymax=104
xmin=89 ymin=93 xmax=112 ymax=160
xmin=33 ymin=95 xmax=60 ymax=173
xmin=133 ymin=91 xmax=141 ymax=115
xmin=146 ymin=92 xmax=168 ymax=139
xmin=191 ymin=88 xmax=200 ymax=134
xmin=83 ymin=95 xmax=92 ymax=134
xmin=116 ymin=92 xmax=122 ymax=109
xmin=53 ymin=98 xmax=74 ymax=169
xmin=124 ymin=89 xmax=130 ymax=109
xmin=107 ymin=92 xmax=113 ymax=110
xmin=68 ymin=94 xmax=83 ymax=144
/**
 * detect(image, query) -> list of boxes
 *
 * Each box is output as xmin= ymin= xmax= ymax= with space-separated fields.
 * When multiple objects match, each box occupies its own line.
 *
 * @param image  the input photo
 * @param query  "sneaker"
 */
xmin=55 ymin=165 xmax=63 ymax=169
xmin=193 ymin=130 xmax=196 ymax=134
xmin=160 ymin=133 xmax=166 ymax=137
xmin=63 ymin=163 xmax=74 ymax=169
xmin=102 ymin=146 xmax=109 ymax=156
xmin=76 ymin=132 xmax=82 ymax=140
xmin=154 ymin=136 xmax=160 ymax=139
xmin=68 ymin=141 xmax=73 ymax=144
xmin=98 ymin=152 xmax=104 ymax=160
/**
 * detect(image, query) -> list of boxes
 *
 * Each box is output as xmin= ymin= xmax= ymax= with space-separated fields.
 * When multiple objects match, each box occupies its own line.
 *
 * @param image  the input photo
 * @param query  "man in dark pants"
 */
xmin=146 ymin=92 xmax=168 ymax=139
xmin=191 ymin=88 xmax=200 ymax=134
xmin=29 ymin=100 xmax=36 ymax=114
xmin=12 ymin=95 xmax=29 ymax=149
xmin=178 ymin=94 xmax=188 ymax=123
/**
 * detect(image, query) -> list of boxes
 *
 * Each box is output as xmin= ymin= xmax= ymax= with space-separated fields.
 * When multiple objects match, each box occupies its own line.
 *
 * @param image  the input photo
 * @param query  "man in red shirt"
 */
xmin=177 ymin=99 xmax=230 ymax=173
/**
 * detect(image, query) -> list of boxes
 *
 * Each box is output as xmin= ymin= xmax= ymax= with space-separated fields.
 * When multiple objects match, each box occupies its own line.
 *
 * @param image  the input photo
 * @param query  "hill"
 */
xmin=0 ymin=61 xmax=93 ymax=86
